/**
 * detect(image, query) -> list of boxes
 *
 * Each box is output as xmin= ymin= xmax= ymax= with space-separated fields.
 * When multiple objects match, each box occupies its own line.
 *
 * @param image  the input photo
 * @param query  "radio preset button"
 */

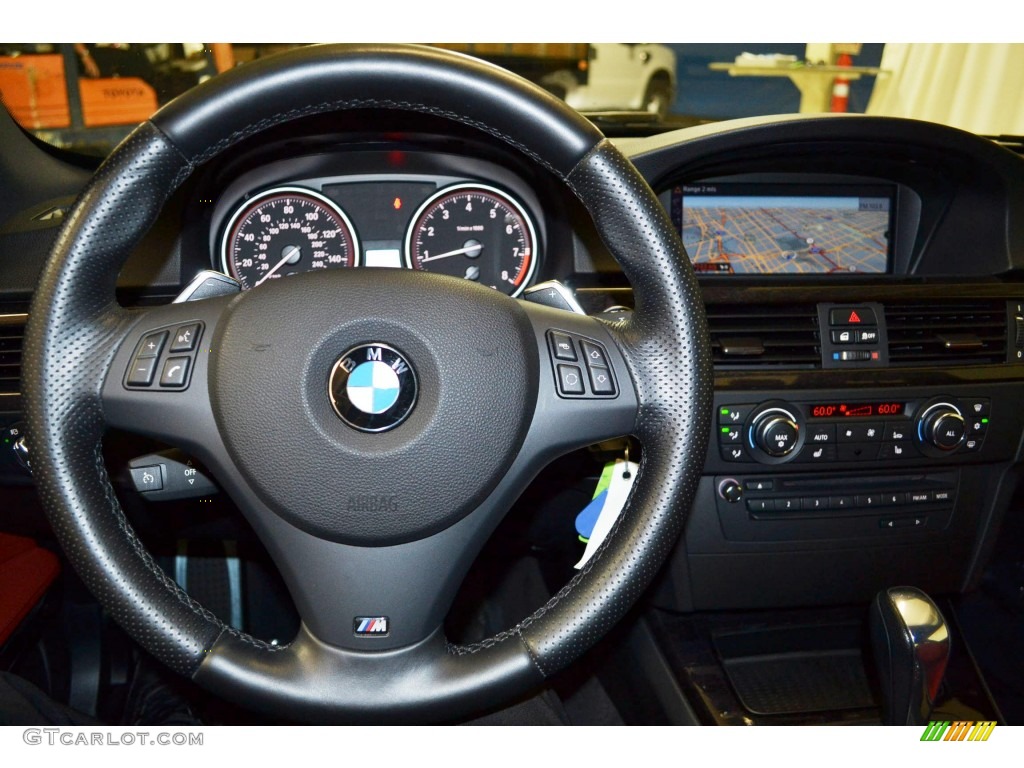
xmin=801 ymin=496 xmax=829 ymax=511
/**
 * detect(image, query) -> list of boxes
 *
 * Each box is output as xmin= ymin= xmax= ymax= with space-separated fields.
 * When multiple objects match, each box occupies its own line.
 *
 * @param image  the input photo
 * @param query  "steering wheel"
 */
xmin=23 ymin=44 xmax=711 ymax=723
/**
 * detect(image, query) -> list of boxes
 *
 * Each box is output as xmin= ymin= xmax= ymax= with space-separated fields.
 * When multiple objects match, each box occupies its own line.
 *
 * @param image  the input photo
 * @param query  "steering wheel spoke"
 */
xmin=101 ymin=296 xmax=231 ymax=453
xmin=518 ymin=300 xmax=639 ymax=457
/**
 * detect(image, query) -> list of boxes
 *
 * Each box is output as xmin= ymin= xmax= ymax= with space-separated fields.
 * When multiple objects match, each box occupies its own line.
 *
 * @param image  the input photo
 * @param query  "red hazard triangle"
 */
xmin=848 ymin=310 xmax=862 ymax=323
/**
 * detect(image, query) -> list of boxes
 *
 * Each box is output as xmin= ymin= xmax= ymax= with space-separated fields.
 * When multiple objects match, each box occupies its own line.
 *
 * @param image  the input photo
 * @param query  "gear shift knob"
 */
xmin=870 ymin=586 xmax=951 ymax=726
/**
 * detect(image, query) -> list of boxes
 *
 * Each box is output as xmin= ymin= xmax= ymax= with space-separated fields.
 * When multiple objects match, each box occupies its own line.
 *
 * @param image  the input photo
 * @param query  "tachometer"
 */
xmin=221 ymin=186 xmax=359 ymax=290
xmin=404 ymin=184 xmax=538 ymax=297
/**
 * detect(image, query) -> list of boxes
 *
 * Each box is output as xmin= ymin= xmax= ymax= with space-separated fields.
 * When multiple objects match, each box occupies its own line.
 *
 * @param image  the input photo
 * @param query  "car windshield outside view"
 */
xmin=2 ymin=43 xmax=1022 ymax=158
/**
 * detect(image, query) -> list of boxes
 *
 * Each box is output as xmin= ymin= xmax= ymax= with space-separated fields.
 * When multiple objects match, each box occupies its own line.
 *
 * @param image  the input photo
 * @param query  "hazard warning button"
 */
xmin=829 ymin=307 xmax=877 ymax=326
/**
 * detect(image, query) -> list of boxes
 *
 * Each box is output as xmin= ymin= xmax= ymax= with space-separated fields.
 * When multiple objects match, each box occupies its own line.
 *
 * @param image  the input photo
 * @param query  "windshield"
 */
xmin=1 ymin=43 xmax=1022 ymax=157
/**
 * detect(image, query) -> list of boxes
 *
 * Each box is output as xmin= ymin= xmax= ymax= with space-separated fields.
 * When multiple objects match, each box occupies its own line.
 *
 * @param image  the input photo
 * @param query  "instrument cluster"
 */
xmin=213 ymin=160 xmax=543 ymax=298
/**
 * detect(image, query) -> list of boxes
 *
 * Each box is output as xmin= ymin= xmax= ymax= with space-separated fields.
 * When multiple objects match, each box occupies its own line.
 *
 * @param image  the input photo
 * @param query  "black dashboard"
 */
xmin=3 ymin=107 xmax=1024 ymax=620
xmin=618 ymin=115 xmax=1024 ymax=613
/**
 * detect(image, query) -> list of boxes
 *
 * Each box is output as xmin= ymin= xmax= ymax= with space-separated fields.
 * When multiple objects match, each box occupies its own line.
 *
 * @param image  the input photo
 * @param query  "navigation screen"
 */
xmin=668 ymin=183 xmax=893 ymax=275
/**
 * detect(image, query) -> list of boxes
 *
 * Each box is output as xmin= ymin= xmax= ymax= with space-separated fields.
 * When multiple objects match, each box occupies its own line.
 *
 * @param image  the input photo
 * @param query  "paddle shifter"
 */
xmin=870 ymin=586 xmax=951 ymax=725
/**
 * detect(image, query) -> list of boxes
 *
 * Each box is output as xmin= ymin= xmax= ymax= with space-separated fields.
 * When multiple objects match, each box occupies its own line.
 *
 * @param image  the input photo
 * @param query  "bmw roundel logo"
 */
xmin=329 ymin=344 xmax=418 ymax=432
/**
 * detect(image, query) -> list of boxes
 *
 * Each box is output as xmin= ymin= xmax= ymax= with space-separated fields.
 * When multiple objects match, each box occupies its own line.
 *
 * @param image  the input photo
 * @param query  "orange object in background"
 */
xmin=78 ymin=77 xmax=156 ymax=127
xmin=831 ymin=52 xmax=853 ymax=113
xmin=209 ymin=43 xmax=235 ymax=74
xmin=1 ymin=53 xmax=157 ymax=129
xmin=0 ymin=54 xmax=71 ymax=129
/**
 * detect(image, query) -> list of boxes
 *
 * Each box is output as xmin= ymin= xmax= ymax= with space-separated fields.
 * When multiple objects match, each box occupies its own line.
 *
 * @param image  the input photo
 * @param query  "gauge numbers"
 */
xmin=404 ymin=184 xmax=538 ymax=297
xmin=221 ymin=187 xmax=359 ymax=290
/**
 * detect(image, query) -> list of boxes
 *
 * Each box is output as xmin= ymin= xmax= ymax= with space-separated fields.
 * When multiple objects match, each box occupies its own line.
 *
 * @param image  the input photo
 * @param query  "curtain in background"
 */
xmin=867 ymin=43 xmax=1024 ymax=135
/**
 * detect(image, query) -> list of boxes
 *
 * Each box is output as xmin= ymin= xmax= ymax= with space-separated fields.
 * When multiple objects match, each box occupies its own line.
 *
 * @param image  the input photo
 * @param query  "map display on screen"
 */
xmin=672 ymin=184 xmax=892 ymax=275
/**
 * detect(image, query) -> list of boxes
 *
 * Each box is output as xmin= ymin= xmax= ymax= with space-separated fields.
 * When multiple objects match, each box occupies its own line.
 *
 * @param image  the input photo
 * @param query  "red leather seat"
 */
xmin=0 ymin=533 xmax=60 ymax=647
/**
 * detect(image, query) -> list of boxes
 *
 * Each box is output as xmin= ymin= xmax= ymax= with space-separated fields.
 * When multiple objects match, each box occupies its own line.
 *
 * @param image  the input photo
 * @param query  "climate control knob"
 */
xmin=919 ymin=404 xmax=965 ymax=451
xmin=751 ymin=409 xmax=800 ymax=457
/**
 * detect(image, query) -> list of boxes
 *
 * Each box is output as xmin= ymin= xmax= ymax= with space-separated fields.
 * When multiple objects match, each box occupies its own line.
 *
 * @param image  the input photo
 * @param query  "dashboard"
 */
xmin=3 ymin=106 xmax=1024 ymax=623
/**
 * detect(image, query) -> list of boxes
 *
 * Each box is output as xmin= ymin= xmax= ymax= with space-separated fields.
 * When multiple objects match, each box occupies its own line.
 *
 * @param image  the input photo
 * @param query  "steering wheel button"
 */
xmin=159 ymin=357 xmax=191 ymax=388
xmin=170 ymin=323 xmax=202 ymax=353
xmin=548 ymin=331 xmax=577 ymax=361
xmin=136 ymin=331 xmax=168 ymax=359
xmin=580 ymin=340 xmax=609 ymax=368
xmin=129 ymin=466 xmax=163 ymax=492
xmin=556 ymin=364 xmax=585 ymax=395
xmin=588 ymin=366 xmax=616 ymax=396
xmin=126 ymin=357 xmax=157 ymax=386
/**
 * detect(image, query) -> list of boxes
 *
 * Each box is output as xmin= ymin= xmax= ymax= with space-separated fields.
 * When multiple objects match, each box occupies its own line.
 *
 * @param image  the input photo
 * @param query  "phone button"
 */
xmin=159 ymin=357 xmax=191 ymax=388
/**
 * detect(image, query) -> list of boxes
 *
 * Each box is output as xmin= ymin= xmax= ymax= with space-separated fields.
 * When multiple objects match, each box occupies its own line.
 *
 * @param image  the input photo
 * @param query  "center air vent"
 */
xmin=0 ymin=312 xmax=27 ymax=396
xmin=707 ymin=303 xmax=820 ymax=369
xmin=885 ymin=301 xmax=1007 ymax=366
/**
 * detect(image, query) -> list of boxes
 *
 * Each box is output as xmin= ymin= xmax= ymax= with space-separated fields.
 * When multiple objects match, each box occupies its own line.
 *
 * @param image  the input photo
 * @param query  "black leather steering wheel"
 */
xmin=23 ymin=44 xmax=711 ymax=723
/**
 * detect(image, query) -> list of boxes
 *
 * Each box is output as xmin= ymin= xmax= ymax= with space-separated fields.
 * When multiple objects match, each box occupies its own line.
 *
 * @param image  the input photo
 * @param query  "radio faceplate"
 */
xmin=713 ymin=471 xmax=958 ymax=542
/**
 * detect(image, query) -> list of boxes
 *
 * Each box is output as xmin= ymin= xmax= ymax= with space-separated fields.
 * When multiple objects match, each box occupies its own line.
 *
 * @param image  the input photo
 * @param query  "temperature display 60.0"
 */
xmin=810 ymin=402 xmax=905 ymax=418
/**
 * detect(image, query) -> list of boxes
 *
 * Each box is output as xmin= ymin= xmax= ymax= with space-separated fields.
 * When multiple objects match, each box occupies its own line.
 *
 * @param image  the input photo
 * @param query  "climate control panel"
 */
xmin=717 ymin=395 xmax=990 ymax=466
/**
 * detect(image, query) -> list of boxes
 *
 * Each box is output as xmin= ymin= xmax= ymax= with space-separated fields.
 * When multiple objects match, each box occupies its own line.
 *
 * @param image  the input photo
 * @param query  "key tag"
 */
xmin=575 ymin=450 xmax=638 ymax=570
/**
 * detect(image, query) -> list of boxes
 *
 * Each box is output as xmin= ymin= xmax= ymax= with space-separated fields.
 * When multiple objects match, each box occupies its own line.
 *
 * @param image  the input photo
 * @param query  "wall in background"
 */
xmin=667 ymin=43 xmax=885 ymax=119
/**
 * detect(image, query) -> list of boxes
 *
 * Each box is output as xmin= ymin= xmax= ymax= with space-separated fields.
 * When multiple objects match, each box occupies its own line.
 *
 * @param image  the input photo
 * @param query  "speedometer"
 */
xmin=221 ymin=187 xmax=360 ymax=290
xmin=404 ymin=184 xmax=538 ymax=297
